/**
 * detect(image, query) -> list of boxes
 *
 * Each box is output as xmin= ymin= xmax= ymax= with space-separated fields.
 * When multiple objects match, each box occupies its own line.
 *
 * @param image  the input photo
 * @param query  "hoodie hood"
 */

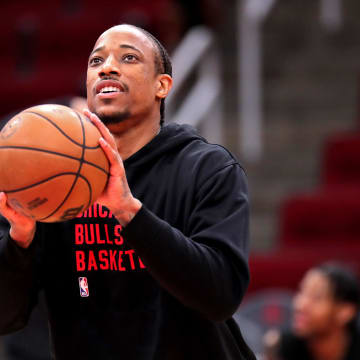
xmin=124 ymin=123 xmax=205 ymax=168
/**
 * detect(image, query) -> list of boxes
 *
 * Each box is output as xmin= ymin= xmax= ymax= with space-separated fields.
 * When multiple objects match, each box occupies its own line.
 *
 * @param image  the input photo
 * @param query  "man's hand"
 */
xmin=0 ymin=192 xmax=36 ymax=248
xmin=84 ymin=110 xmax=142 ymax=227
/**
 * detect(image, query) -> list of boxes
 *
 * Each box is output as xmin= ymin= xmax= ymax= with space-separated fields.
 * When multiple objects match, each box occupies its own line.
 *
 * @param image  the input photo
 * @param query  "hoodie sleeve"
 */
xmin=0 ymin=216 xmax=39 ymax=334
xmin=122 ymin=162 xmax=250 ymax=322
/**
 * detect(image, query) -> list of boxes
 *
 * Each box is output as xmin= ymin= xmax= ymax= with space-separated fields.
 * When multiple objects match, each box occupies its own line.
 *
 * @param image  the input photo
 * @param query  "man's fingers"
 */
xmin=83 ymin=110 xmax=123 ymax=176
xmin=83 ymin=110 xmax=117 ymax=149
xmin=0 ymin=193 xmax=16 ymax=218
xmin=0 ymin=192 xmax=15 ymax=221
xmin=0 ymin=192 xmax=12 ymax=216
xmin=99 ymin=138 xmax=123 ymax=176
xmin=0 ymin=192 xmax=7 ymax=210
xmin=99 ymin=137 xmax=117 ymax=163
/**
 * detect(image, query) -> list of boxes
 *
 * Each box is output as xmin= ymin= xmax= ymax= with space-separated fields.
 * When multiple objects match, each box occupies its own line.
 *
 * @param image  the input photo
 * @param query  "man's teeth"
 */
xmin=100 ymin=86 xmax=121 ymax=93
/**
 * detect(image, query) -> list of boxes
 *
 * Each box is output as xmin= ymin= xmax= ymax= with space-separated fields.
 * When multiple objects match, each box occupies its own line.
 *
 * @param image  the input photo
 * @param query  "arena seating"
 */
xmin=323 ymin=132 xmax=360 ymax=186
xmin=1 ymin=0 xmax=174 ymax=117
xmin=249 ymin=131 xmax=360 ymax=293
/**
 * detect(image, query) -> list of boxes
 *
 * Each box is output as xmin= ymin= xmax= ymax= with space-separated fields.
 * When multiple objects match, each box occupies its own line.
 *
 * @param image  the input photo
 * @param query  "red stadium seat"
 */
xmin=323 ymin=132 xmax=360 ymax=186
xmin=250 ymin=130 xmax=360 ymax=294
xmin=279 ymin=186 xmax=360 ymax=247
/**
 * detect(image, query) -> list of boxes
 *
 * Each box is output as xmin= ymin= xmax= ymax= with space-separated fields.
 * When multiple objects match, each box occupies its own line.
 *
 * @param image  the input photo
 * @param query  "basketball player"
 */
xmin=0 ymin=24 xmax=255 ymax=359
xmin=264 ymin=263 xmax=360 ymax=360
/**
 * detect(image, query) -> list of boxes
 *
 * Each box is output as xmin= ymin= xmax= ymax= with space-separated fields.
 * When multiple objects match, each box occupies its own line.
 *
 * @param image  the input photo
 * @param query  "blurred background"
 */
xmin=1 ymin=0 xmax=360 ymax=359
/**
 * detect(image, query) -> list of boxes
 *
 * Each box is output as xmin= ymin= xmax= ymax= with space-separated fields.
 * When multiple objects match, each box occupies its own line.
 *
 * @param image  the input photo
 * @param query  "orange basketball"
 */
xmin=0 ymin=104 xmax=109 ymax=222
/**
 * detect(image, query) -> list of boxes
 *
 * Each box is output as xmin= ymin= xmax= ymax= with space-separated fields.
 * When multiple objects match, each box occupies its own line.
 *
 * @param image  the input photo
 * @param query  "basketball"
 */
xmin=0 ymin=104 xmax=109 ymax=222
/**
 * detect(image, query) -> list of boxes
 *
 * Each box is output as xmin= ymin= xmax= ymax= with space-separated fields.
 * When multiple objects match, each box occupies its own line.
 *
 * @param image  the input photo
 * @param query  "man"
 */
xmin=0 ymin=24 xmax=255 ymax=359
xmin=264 ymin=263 xmax=360 ymax=360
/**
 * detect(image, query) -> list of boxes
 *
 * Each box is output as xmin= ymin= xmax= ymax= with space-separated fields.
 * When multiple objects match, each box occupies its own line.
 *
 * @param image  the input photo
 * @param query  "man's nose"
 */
xmin=99 ymin=56 xmax=119 ymax=77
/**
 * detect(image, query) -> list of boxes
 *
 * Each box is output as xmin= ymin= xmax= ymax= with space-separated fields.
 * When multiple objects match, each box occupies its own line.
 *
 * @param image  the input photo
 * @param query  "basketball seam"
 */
xmin=2 ymin=172 xmax=90 ymax=193
xmin=39 ymin=173 xmax=92 ymax=221
xmin=23 ymin=111 xmax=100 ymax=149
xmin=0 ymin=146 xmax=108 ymax=175
xmin=40 ymin=112 xmax=89 ymax=221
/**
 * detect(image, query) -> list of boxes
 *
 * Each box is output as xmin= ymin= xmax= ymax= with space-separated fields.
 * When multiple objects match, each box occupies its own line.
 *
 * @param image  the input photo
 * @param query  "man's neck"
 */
xmin=308 ymin=328 xmax=349 ymax=360
xmin=106 ymin=116 xmax=161 ymax=160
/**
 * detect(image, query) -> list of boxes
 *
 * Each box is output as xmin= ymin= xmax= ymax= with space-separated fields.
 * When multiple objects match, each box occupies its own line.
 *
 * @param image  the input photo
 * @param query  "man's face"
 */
xmin=86 ymin=25 xmax=161 ymax=125
xmin=292 ymin=270 xmax=341 ymax=338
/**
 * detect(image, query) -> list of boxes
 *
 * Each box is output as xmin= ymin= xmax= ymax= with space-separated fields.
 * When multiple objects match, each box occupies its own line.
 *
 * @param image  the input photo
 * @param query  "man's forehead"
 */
xmin=94 ymin=25 xmax=154 ymax=51
xmin=302 ymin=270 xmax=331 ymax=291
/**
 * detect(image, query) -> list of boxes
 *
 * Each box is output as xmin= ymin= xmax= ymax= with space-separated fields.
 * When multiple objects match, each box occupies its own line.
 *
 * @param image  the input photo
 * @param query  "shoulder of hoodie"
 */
xmin=168 ymin=123 xmax=247 ymax=179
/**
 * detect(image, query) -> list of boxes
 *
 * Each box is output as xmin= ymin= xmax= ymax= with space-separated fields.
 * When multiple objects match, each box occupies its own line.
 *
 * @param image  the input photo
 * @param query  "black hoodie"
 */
xmin=0 ymin=123 xmax=255 ymax=360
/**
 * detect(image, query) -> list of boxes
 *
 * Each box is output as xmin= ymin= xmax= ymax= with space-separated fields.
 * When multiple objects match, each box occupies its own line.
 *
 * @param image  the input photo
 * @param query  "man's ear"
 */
xmin=336 ymin=303 xmax=357 ymax=326
xmin=156 ymin=74 xmax=173 ymax=99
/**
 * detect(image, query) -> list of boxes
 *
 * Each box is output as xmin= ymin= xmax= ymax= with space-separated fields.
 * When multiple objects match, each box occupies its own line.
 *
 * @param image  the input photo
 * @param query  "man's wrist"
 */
xmin=9 ymin=224 xmax=36 ymax=249
xmin=112 ymin=199 xmax=142 ymax=227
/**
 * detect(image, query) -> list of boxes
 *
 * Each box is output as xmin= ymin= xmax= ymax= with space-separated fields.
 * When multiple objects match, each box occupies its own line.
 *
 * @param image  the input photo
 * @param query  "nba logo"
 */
xmin=79 ymin=277 xmax=89 ymax=297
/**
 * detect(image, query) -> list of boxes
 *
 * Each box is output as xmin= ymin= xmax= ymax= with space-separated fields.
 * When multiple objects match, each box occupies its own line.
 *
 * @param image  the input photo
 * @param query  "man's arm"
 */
xmin=122 ymin=164 xmax=250 ymax=321
xmin=0 ymin=194 xmax=39 ymax=334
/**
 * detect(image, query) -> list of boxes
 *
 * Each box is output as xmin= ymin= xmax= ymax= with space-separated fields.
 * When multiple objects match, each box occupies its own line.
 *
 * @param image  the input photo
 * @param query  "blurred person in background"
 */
xmin=263 ymin=263 xmax=360 ymax=360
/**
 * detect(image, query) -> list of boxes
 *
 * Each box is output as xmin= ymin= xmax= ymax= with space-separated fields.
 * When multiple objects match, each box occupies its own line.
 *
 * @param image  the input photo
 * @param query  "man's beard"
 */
xmin=96 ymin=110 xmax=131 ymax=125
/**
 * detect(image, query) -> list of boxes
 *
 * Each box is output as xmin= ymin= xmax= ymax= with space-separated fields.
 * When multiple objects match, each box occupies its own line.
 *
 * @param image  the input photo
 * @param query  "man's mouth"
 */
xmin=95 ymin=80 xmax=126 ymax=95
xmin=99 ymin=86 xmax=122 ymax=94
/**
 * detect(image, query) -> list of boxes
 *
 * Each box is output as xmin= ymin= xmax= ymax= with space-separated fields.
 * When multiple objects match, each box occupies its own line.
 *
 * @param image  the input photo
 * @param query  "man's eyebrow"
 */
xmin=120 ymin=44 xmax=143 ymax=55
xmin=90 ymin=46 xmax=104 ymax=56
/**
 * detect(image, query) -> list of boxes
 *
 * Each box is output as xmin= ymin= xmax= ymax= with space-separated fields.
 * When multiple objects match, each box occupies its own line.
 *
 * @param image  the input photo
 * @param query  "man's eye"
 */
xmin=89 ymin=57 xmax=102 ymax=66
xmin=123 ymin=54 xmax=137 ymax=62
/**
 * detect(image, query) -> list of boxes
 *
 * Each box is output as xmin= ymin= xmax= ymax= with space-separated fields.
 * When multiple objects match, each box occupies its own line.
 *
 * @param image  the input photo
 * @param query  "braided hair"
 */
xmin=315 ymin=263 xmax=360 ymax=331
